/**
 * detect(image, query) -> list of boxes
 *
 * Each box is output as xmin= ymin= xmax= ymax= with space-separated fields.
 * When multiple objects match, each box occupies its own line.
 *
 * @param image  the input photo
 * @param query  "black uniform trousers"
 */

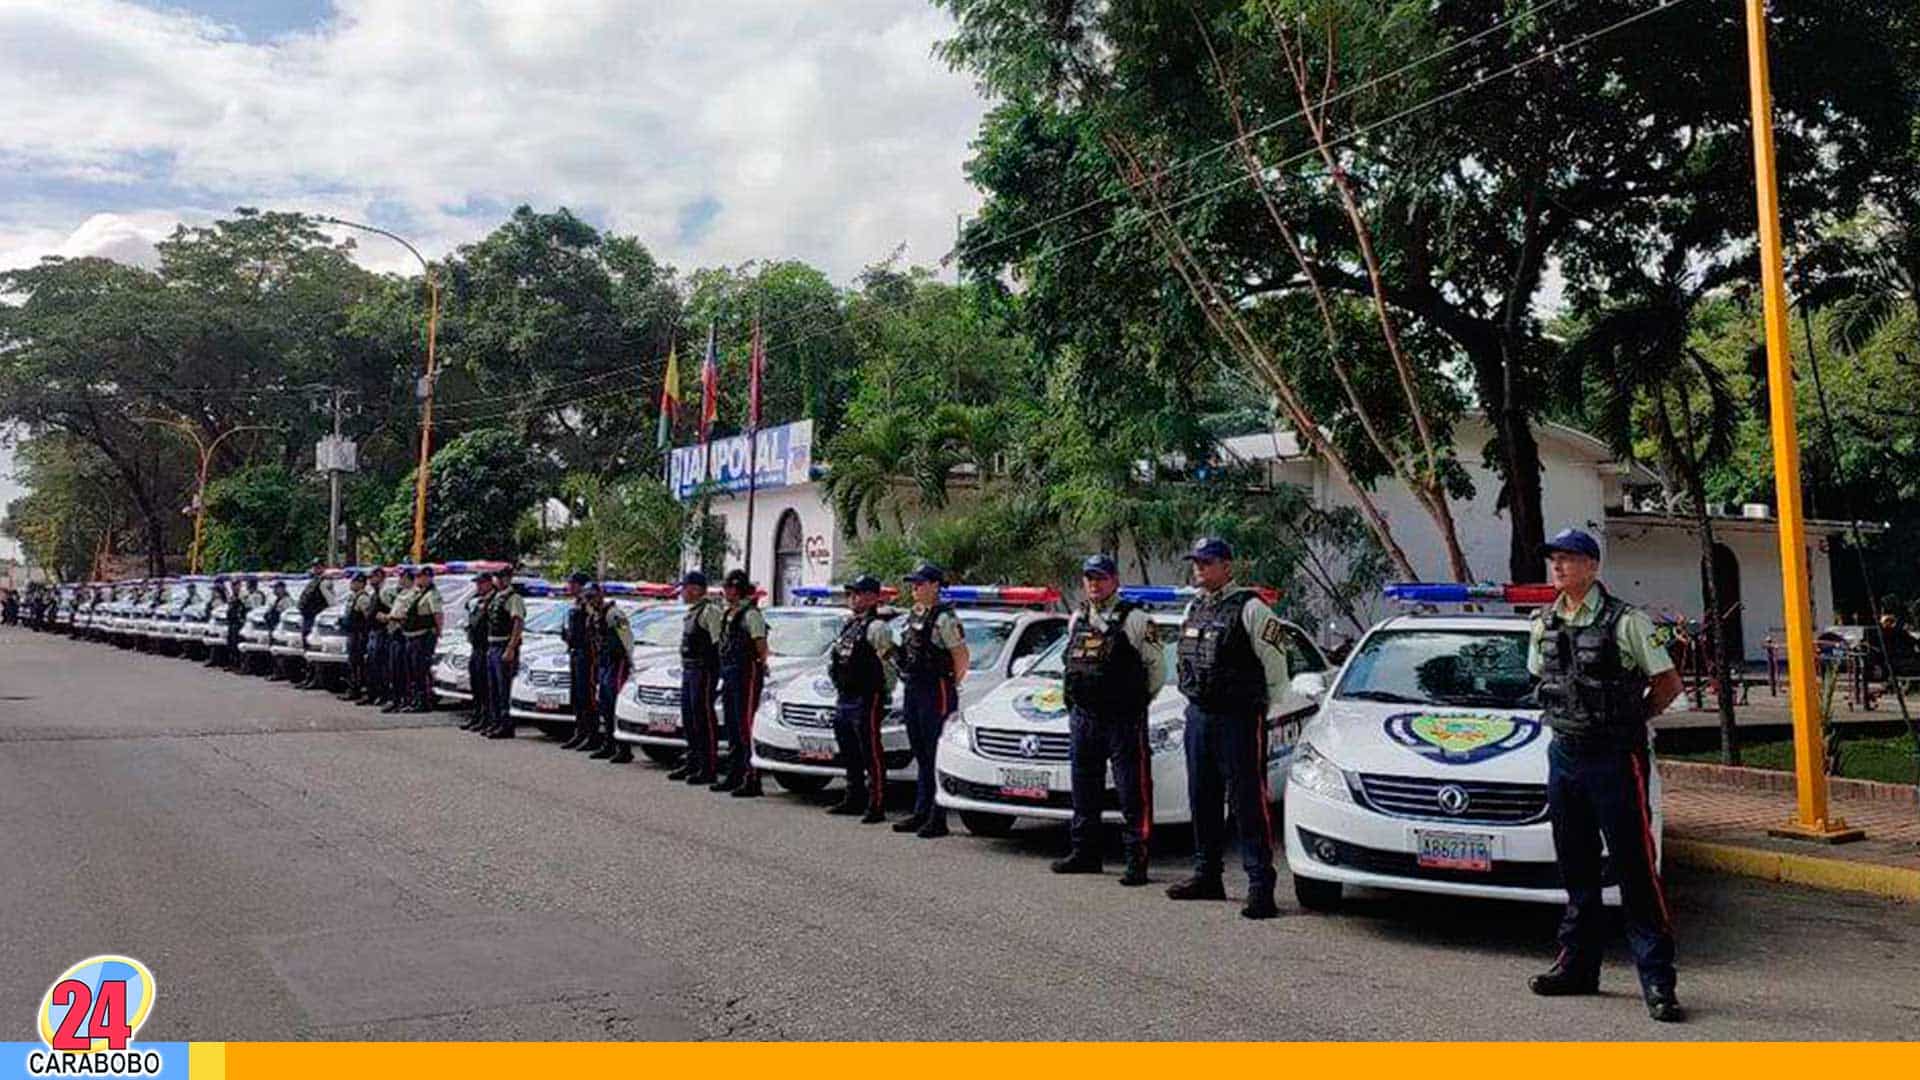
xmin=406 ymin=632 xmax=436 ymax=707
xmin=902 ymin=676 xmax=955 ymax=823
xmin=568 ymin=648 xmax=594 ymax=740
xmin=366 ymin=629 xmax=390 ymax=700
xmin=596 ymin=655 xmax=627 ymax=741
xmin=1546 ymin=736 xmax=1678 ymax=993
xmin=346 ymin=629 xmax=369 ymax=691
xmin=832 ymin=692 xmax=888 ymax=812
xmin=680 ymin=665 xmax=719 ymax=777
xmin=1068 ymin=705 xmax=1153 ymax=862
xmin=387 ymin=631 xmax=410 ymax=703
xmin=1183 ymin=703 xmax=1276 ymax=892
xmin=486 ymin=643 xmax=513 ymax=731
xmin=719 ymin=661 xmax=766 ymax=783
xmin=466 ymin=641 xmax=490 ymax=717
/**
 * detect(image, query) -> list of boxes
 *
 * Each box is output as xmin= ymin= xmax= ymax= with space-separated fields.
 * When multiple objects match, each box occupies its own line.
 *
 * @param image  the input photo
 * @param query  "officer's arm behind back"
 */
xmin=1242 ymin=598 xmax=1291 ymax=711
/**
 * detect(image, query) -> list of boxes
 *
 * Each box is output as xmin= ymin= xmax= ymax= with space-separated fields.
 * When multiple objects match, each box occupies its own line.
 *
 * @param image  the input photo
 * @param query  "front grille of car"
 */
xmin=1295 ymin=827 xmax=1608 ymax=889
xmin=780 ymin=703 xmax=837 ymax=729
xmin=939 ymin=774 xmax=1116 ymax=810
xmin=635 ymin=686 xmax=681 ymax=709
xmin=758 ymin=741 xmax=913 ymax=770
xmin=526 ymin=670 xmax=568 ymax=688
xmin=1354 ymin=774 xmax=1550 ymax=826
xmin=972 ymin=727 xmax=1072 ymax=763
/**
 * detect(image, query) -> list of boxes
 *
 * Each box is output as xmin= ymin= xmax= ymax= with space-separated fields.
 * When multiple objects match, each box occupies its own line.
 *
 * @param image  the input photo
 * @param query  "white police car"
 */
xmin=434 ymin=587 xmax=567 ymax=706
xmin=933 ymin=586 xmax=1330 ymax=837
xmin=1283 ymin=583 xmax=1662 ymax=911
xmin=612 ymin=604 xmax=853 ymax=764
xmin=503 ymin=585 xmax=681 ymax=735
xmin=748 ymin=586 xmax=1071 ymax=794
xmin=237 ymin=579 xmax=299 ymax=672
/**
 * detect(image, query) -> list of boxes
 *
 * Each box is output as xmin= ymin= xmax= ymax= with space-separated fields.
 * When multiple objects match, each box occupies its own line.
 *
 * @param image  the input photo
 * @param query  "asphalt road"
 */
xmin=4 ymin=625 xmax=1918 ymax=1041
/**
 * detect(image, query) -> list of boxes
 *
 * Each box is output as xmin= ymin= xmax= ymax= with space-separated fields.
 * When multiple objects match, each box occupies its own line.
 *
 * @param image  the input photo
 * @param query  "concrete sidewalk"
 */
xmin=1661 ymin=760 xmax=1920 ymax=901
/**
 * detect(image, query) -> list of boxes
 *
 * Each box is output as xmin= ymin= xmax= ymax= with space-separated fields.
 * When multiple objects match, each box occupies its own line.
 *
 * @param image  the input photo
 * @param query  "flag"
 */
xmin=656 ymin=341 xmax=680 ymax=450
xmin=699 ymin=322 xmax=719 ymax=446
xmin=748 ymin=316 xmax=765 ymax=432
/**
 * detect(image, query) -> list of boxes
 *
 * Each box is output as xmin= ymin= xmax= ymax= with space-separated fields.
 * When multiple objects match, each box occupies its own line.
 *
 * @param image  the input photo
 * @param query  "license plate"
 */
xmin=996 ymin=767 xmax=1054 ymax=799
xmin=1416 ymin=830 xmax=1494 ymax=872
xmin=535 ymin=690 xmax=566 ymax=711
xmin=796 ymin=735 xmax=838 ymax=761
xmin=645 ymin=708 xmax=679 ymax=734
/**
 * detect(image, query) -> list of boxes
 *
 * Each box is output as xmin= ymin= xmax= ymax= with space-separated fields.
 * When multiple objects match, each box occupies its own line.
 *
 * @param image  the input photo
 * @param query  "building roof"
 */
xmin=1604 ymin=509 xmax=1885 ymax=538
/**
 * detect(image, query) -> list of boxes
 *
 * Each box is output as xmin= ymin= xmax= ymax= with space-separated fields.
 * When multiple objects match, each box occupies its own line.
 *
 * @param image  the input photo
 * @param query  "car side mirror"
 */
xmin=1290 ymin=671 xmax=1329 ymax=700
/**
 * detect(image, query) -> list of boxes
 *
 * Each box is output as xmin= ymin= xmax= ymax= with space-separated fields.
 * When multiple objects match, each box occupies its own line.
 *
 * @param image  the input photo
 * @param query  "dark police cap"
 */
xmin=567 ymin=570 xmax=592 ymax=587
xmin=846 ymin=574 xmax=883 ymax=594
xmin=681 ymin=569 xmax=708 ymax=588
xmin=903 ymin=561 xmax=945 ymax=584
xmin=1182 ymin=536 xmax=1234 ymax=562
xmin=722 ymin=568 xmax=753 ymax=591
xmin=1538 ymin=527 xmax=1602 ymax=561
xmin=1081 ymin=554 xmax=1118 ymax=577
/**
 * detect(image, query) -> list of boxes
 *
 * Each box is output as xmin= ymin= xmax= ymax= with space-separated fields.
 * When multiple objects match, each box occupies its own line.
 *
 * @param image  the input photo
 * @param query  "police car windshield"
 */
xmin=1336 ymin=629 xmax=1537 ymax=709
xmin=959 ymin=616 xmax=1014 ymax=672
xmin=523 ymin=599 xmax=569 ymax=634
xmin=766 ymin=610 xmax=843 ymax=657
xmin=632 ymin=607 xmax=683 ymax=647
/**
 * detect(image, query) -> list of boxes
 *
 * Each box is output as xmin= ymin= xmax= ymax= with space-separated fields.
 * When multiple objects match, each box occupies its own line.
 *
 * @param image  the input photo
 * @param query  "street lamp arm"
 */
xmin=313 ymin=215 xmax=432 ymax=279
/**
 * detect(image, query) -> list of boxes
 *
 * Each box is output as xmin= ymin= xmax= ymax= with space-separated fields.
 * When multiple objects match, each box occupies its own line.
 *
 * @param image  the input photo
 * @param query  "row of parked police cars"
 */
xmin=34 ymin=570 xmax=1654 ymax=912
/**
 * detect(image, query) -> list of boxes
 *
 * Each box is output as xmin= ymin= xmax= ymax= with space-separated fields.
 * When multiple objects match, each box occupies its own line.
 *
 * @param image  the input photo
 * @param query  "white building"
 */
xmin=683 ymin=415 xmax=1851 ymax=660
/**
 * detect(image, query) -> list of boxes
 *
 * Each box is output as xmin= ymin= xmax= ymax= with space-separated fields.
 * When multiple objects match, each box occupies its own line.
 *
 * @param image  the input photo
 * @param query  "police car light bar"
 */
xmin=1120 ymin=585 xmax=1283 ymax=607
xmin=1383 ymin=582 xmax=1559 ymax=605
xmin=791 ymin=585 xmax=901 ymax=603
xmin=939 ymin=585 xmax=1061 ymax=607
xmin=518 ymin=581 xmax=562 ymax=597
xmin=443 ymin=560 xmax=512 ymax=573
xmin=601 ymin=581 xmax=681 ymax=598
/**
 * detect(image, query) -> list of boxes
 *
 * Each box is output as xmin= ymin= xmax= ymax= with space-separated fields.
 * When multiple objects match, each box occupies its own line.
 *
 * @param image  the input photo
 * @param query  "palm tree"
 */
xmin=1570 ymin=274 xmax=1743 ymax=765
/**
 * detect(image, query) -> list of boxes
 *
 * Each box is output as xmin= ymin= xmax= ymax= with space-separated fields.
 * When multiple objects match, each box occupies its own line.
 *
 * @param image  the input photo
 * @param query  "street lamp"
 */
xmin=314 ymin=215 xmax=442 ymax=564
xmin=134 ymin=417 xmax=275 ymax=574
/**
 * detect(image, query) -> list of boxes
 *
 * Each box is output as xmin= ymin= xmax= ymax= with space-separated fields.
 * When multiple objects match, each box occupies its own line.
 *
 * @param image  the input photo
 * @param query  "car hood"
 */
xmin=1302 ymin=698 xmax=1549 ymax=784
xmin=634 ymin=652 xmax=819 ymax=687
xmin=964 ymin=672 xmax=1189 ymax=733
xmin=521 ymin=641 xmax=678 ymax=671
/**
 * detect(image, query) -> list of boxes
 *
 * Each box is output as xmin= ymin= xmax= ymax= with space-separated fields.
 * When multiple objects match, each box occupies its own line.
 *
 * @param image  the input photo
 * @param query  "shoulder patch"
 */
xmin=1259 ymin=619 xmax=1284 ymax=647
xmin=1648 ymin=623 xmax=1675 ymax=649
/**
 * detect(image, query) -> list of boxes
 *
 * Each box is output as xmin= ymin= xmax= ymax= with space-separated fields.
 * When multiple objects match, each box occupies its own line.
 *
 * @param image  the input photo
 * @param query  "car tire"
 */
xmin=640 ymin=745 xmax=683 ymax=765
xmin=1293 ymin=875 xmax=1343 ymax=912
xmin=769 ymin=772 xmax=831 ymax=795
xmin=958 ymin=811 xmax=1016 ymax=838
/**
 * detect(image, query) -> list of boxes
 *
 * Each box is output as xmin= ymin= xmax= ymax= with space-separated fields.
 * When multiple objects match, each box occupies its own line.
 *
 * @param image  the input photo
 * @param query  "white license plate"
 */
xmin=796 ymin=735 xmax=838 ymax=761
xmin=645 ymin=708 xmax=679 ymax=734
xmin=535 ymin=690 xmax=567 ymax=711
xmin=1416 ymin=830 xmax=1494 ymax=872
xmin=996 ymin=767 xmax=1054 ymax=799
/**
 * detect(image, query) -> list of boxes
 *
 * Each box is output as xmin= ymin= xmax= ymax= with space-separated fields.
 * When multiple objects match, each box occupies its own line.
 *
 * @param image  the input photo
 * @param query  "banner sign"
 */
xmin=669 ymin=419 xmax=813 ymax=501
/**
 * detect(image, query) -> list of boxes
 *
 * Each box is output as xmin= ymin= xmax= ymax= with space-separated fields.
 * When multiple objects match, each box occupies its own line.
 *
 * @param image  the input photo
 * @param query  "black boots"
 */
xmin=1527 ymin=964 xmax=1600 ymax=997
xmin=1165 ymin=876 xmax=1226 ymax=901
xmin=1240 ymin=890 xmax=1280 ymax=920
xmin=1118 ymin=853 xmax=1151 ymax=887
xmin=1050 ymin=852 xmax=1103 ymax=875
xmin=826 ymin=792 xmax=866 ymax=815
xmin=606 ymin=743 xmax=633 ymax=764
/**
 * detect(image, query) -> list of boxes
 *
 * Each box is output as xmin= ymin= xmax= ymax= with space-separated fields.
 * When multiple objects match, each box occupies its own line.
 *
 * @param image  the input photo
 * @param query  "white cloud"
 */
xmin=0 ymin=0 xmax=991 ymax=281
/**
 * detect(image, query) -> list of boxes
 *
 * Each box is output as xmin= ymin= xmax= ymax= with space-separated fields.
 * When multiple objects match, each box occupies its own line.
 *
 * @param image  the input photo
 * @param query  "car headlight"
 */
xmin=942 ymin=710 xmax=971 ymax=746
xmin=1148 ymin=717 xmax=1184 ymax=756
xmin=1287 ymin=740 xmax=1353 ymax=803
xmin=760 ymin=686 xmax=780 ymax=711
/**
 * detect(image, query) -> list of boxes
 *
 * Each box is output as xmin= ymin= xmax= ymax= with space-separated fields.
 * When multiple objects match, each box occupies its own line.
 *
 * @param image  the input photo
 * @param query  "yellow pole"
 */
xmin=410 ymin=273 xmax=441 ymax=564
xmin=1743 ymin=0 xmax=1858 ymax=841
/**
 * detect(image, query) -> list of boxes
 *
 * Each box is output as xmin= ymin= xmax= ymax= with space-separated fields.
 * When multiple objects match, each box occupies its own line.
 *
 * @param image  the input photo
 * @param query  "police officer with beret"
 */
xmin=669 ymin=570 xmax=726 ymax=784
xmin=1054 ymin=554 xmax=1166 ymax=885
xmin=1526 ymin=528 xmax=1685 ymax=1023
xmin=714 ymin=569 xmax=771 ymax=796
xmin=458 ymin=572 xmax=496 ymax=730
xmin=483 ymin=568 xmax=526 ymax=739
xmin=826 ymin=574 xmax=898 ymax=823
xmin=584 ymin=580 xmax=637 ymax=763
xmin=1169 ymin=537 xmax=1293 ymax=920
xmin=357 ymin=567 xmax=391 ymax=704
xmin=559 ymin=571 xmax=596 ymax=751
xmin=895 ymin=562 xmax=969 ymax=839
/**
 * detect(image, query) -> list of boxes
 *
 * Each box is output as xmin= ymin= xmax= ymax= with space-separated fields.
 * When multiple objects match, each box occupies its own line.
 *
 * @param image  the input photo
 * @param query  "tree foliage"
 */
xmin=201 ymin=464 xmax=329 ymax=572
xmin=376 ymin=429 xmax=548 ymax=562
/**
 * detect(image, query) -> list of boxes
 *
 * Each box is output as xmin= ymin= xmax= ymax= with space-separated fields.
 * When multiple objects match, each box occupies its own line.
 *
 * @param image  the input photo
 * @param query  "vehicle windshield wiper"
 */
xmin=1338 ymin=689 xmax=1427 ymax=705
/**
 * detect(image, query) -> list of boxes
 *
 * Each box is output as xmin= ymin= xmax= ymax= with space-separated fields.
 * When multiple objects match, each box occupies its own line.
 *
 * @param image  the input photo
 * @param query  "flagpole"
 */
xmin=744 ymin=312 xmax=762 ymax=583
xmin=701 ymin=322 xmax=716 ymax=573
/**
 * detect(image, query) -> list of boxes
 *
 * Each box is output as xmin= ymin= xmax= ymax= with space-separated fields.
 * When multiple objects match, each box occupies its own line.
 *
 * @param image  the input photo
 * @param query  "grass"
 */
xmin=1677 ymin=734 xmax=1920 ymax=786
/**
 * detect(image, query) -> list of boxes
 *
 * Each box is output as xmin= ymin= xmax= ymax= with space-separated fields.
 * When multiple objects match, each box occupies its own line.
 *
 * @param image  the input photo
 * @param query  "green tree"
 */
xmin=376 ymin=429 xmax=547 ymax=562
xmin=555 ymin=473 xmax=709 ymax=582
xmin=1 ymin=434 xmax=132 ymax=581
xmin=201 ymin=464 xmax=330 ymax=572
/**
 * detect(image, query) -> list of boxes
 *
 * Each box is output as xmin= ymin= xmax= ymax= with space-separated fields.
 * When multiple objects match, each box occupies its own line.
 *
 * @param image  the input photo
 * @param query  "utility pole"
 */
xmin=324 ymin=387 xmax=349 ymax=566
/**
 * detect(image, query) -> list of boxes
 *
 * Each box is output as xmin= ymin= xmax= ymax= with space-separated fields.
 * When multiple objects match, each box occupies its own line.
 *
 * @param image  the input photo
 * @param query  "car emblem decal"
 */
xmin=1436 ymin=784 xmax=1471 ymax=815
xmin=1382 ymin=712 xmax=1541 ymax=765
xmin=1019 ymin=734 xmax=1042 ymax=758
xmin=1011 ymin=686 xmax=1067 ymax=721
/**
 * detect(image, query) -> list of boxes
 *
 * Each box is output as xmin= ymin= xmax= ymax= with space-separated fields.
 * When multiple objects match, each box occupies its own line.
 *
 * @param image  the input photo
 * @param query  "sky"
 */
xmin=0 ymin=0 xmax=997 ymax=562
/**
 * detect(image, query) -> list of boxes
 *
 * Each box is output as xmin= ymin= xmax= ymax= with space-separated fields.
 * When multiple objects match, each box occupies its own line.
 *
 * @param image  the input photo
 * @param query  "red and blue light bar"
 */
xmin=1121 ymin=585 xmax=1282 ymax=607
xmin=602 ymin=581 xmax=681 ymax=599
xmin=1383 ymin=582 xmax=1559 ymax=605
xmin=790 ymin=584 xmax=1060 ymax=607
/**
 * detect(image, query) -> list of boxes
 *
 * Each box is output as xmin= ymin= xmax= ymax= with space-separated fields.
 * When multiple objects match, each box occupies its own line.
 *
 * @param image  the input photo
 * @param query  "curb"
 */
xmin=1666 ymin=837 xmax=1920 ymax=902
xmin=1661 ymin=760 xmax=1919 ymax=806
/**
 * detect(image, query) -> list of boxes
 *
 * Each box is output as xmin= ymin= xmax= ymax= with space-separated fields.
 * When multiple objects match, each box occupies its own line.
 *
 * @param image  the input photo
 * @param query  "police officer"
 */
xmin=197 ymin=580 xmax=225 ymax=664
xmin=558 ymin=571 xmax=596 ymax=751
xmin=1168 ymin=537 xmax=1292 ymax=920
xmin=668 ymin=570 xmax=725 ymax=784
xmin=401 ymin=565 xmax=444 ymax=712
xmin=340 ymin=571 xmax=371 ymax=699
xmin=358 ymin=567 xmax=392 ymax=705
xmin=894 ymin=562 xmax=969 ymax=839
xmin=1526 ymin=528 xmax=1684 ymax=1023
xmin=714 ymin=569 xmax=770 ymax=796
xmin=382 ymin=568 xmax=419 ymax=713
xmin=295 ymin=560 xmax=330 ymax=689
xmin=1054 ymin=554 xmax=1166 ymax=885
xmin=584 ymin=580 xmax=636 ymax=763
xmin=458 ymin=572 xmax=496 ymax=730
xmin=223 ymin=576 xmax=255 ymax=671
xmin=1 ymin=587 xmax=16 ymax=626
xmin=263 ymin=579 xmax=293 ymax=679
xmin=483 ymin=568 xmax=526 ymax=739
xmin=825 ymin=574 xmax=897 ymax=823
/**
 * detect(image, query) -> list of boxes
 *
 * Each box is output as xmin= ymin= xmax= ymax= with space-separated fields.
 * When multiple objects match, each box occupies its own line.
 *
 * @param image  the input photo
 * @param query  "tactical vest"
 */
xmin=1064 ymin=600 xmax=1150 ymax=715
xmin=719 ymin=603 xmax=760 ymax=671
xmin=594 ymin=604 xmax=628 ymax=666
xmin=487 ymin=591 xmax=519 ymax=640
xmin=403 ymin=588 xmax=435 ymax=634
xmin=1535 ymin=587 xmax=1651 ymax=749
xmin=897 ymin=603 xmax=957 ymax=682
xmin=563 ymin=600 xmax=591 ymax=654
xmin=465 ymin=594 xmax=491 ymax=646
xmin=299 ymin=580 xmax=328 ymax=620
xmin=368 ymin=585 xmax=390 ymax=633
xmin=680 ymin=600 xmax=720 ymax=670
xmin=1176 ymin=590 xmax=1267 ymax=713
xmin=829 ymin=612 xmax=886 ymax=699
xmin=226 ymin=597 xmax=247 ymax=628
xmin=342 ymin=591 xmax=368 ymax=634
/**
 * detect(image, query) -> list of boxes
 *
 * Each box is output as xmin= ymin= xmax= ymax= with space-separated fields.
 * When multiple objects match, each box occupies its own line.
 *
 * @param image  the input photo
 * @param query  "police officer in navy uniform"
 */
xmin=340 ymin=571 xmax=371 ymax=698
xmin=826 ymin=575 xmax=898 ymax=823
xmin=224 ymin=576 xmax=255 ymax=672
xmin=356 ymin=567 xmax=390 ymax=703
xmin=894 ymin=562 xmax=970 ymax=839
xmin=714 ymin=568 xmax=771 ymax=797
xmin=668 ymin=570 xmax=726 ymax=783
xmin=458 ymin=572 xmax=495 ymax=730
xmin=295 ymin=560 xmax=330 ymax=688
xmin=584 ymin=580 xmax=636 ymax=763
xmin=559 ymin=571 xmax=597 ymax=750
xmin=1169 ymin=537 xmax=1293 ymax=920
xmin=1054 ymin=554 xmax=1166 ymax=885
xmin=263 ymin=579 xmax=293 ymax=679
xmin=1526 ymin=528 xmax=1685 ymax=1023
xmin=484 ymin=568 xmax=526 ymax=739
